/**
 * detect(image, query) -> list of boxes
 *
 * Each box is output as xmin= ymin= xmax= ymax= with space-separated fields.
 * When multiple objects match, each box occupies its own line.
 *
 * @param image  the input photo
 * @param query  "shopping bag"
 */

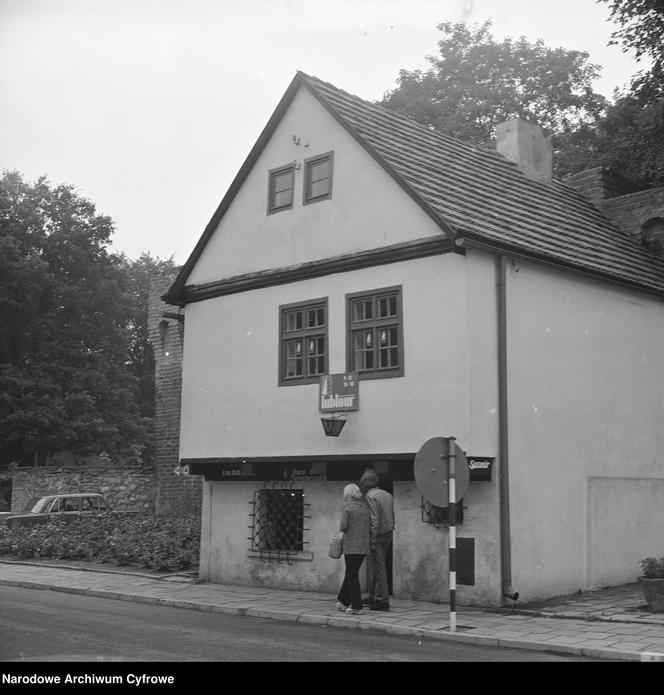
xmin=328 ymin=531 xmax=344 ymax=559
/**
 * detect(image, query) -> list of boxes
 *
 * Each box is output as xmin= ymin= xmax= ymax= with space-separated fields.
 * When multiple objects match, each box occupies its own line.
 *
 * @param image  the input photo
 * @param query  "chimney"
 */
xmin=495 ymin=118 xmax=552 ymax=184
xmin=564 ymin=167 xmax=638 ymax=206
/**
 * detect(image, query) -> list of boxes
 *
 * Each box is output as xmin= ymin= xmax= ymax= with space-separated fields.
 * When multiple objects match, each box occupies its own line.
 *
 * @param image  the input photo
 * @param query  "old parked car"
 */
xmin=4 ymin=493 xmax=111 ymax=530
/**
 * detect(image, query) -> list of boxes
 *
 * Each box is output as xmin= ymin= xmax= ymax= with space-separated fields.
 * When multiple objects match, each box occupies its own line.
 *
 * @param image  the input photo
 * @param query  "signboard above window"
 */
xmin=319 ymin=372 xmax=359 ymax=413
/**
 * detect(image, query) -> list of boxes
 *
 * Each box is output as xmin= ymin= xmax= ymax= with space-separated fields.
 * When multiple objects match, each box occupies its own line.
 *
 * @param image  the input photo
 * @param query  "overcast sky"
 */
xmin=0 ymin=0 xmax=642 ymax=265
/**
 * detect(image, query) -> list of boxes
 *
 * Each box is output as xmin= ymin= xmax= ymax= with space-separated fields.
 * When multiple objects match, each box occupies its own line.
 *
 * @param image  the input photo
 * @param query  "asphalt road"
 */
xmin=0 ymin=586 xmax=604 ymax=662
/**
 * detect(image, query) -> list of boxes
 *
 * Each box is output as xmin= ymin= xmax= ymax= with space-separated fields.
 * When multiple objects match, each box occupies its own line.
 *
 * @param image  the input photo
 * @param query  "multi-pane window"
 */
xmin=280 ymin=299 xmax=328 ymax=385
xmin=347 ymin=287 xmax=403 ymax=379
xmin=268 ymin=163 xmax=295 ymax=213
xmin=250 ymin=488 xmax=305 ymax=553
xmin=304 ymin=152 xmax=333 ymax=204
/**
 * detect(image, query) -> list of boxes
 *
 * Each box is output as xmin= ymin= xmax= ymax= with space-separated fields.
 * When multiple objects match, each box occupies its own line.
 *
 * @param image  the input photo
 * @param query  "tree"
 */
xmin=592 ymin=93 xmax=664 ymax=188
xmin=598 ymin=0 xmax=664 ymax=99
xmin=379 ymin=20 xmax=608 ymax=172
xmin=0 ymin=171 xmax=152 ymax=466
xmin=593 ymin=1 xmax=664 ymax=187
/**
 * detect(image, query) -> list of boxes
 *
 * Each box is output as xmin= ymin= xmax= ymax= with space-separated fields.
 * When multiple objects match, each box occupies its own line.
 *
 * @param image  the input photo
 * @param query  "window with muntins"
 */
xmin=268 ymin=163 xmax=295 ymax=213
xmin=304 ymin=152 xmax=333 ymax=204
xmin=347 ymin=286 xmax=403 ymax=379
xmin=279 ymin=299 xmax=328 ymax=385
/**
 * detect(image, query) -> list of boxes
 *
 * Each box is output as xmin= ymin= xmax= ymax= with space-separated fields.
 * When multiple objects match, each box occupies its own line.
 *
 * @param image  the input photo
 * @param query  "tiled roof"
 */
xmin=300 ymin=72 xmax=664 ymax=296
xmin=165 ymin=71 xmax=664 ymax=305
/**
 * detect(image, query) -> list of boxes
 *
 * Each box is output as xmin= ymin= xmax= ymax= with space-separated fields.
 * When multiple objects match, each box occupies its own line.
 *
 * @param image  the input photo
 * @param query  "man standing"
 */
xmin=359 ymin=469 xmax=394 ymax=611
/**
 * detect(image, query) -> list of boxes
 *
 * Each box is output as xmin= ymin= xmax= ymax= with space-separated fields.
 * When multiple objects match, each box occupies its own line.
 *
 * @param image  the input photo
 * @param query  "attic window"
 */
xmin=268 ymin=163 xmax=295 ymax=214
xmin=304 ymin=152 xmax=333 ymax=204
xmin=641 ymin=217 xmax=664 ymax=256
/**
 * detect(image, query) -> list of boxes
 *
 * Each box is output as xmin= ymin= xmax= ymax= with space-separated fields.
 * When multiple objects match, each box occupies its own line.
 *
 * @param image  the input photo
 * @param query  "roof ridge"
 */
xmin=298 ymin=71 xmax=506 ymax=165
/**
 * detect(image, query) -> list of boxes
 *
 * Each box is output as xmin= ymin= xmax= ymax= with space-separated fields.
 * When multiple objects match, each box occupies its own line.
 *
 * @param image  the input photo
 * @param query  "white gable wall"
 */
xmin=187 ymin=87 xmax=444 ymax=285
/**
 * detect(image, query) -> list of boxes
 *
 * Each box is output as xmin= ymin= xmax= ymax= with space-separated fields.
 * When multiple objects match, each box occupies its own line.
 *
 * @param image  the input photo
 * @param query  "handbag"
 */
xmin=328 ymin=531 xmax=344 ymax=559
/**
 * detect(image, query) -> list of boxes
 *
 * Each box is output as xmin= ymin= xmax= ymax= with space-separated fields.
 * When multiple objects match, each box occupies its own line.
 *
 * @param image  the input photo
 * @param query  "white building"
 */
xmin=165 ymin=72 xmax=664 ymax=606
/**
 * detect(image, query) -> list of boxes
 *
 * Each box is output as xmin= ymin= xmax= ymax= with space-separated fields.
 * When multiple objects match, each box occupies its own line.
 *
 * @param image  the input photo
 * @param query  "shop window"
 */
xmin=303 ymin=152 xmax=333 ymax=204
xmin=347 ymin=286 xmax=403 ymax=379
xmin=268 ymin=163 xmax=295 ymax=214
xmin=279 ymin=299 xmax=328 ymax=386
xmin=249 ymin=488 xmax=307 ymax=561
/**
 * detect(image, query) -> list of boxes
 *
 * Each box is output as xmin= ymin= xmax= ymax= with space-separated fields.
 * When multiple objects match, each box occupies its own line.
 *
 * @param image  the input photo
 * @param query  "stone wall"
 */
xmin=601 ymin=187 xmax=664 ymax=244
xmin=565 ymin=167 xmax=664 ymax=255
xmin=148 ymin=274 xmax=203 ymax=515
xmin=10 ymin=466 xmax=156 ymax=513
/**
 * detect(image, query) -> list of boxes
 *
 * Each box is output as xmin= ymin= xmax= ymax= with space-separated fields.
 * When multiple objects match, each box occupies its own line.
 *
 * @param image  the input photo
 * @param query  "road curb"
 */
xmin=0 ymin=577 xmax=644 ymax=661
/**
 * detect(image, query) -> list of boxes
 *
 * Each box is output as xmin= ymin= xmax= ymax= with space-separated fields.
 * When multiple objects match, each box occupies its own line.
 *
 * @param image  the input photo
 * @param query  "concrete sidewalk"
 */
xmin=2 ymin=559 xmax=663 ymax=662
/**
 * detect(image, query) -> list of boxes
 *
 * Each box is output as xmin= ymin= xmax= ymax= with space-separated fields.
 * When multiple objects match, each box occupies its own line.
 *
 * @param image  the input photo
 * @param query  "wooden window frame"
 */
xmin=279 ymin=298 xmax=328 ymax=386
xmin=346 ymin=285 xmax=404 ymax=380
xmin=268 ymin=163 xmax=295 ymax=214
xmin=303 ymin=151 xmax=333 ymax=205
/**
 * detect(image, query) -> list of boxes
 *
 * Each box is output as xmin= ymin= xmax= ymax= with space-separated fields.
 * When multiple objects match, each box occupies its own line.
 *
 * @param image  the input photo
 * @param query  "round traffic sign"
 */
xmin=414 ymin=437 xmax=469 ymax=507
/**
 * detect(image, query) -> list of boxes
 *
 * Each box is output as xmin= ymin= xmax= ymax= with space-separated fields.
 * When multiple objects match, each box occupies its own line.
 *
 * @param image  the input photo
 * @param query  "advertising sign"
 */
xmin=319 ymin=373 xmax=359 ymax=412
xmin=467 ymin=456 xmax=494 ymax=481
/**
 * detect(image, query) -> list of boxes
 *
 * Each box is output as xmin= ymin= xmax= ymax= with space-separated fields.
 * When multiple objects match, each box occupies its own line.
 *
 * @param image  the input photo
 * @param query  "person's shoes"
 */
xmin=361 ymin=597 xmax=375 ymax=606
xmin=335 ymin=601 xmax=347 ymax=612
xmin=369 ymin=601 xmax=390 ymax=611
xmin=345 ymin=607 xmax=364 ymax=615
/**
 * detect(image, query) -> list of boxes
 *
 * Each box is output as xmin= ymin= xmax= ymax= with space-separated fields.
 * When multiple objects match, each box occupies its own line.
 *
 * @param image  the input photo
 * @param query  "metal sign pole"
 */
xmin=448 ymin=436 xmax=457 ymax=632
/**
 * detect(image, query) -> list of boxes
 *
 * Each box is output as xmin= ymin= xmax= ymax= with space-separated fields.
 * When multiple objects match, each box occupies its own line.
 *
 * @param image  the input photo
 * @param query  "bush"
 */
xmin=0 ymin=512 xmax=200 ymax=572
xmin=640 ymin=557 xmax=664 ymax=579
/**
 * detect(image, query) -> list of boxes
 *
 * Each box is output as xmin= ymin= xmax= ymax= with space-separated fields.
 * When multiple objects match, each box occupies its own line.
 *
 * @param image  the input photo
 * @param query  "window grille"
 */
xmin=249 ymin=484 xmax=309 ymax=563
xmin=420 ymin=497 xmax=464 ymax=527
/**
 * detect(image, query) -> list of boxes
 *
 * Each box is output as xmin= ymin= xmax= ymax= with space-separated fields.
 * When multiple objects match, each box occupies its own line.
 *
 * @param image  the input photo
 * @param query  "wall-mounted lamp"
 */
xmin=321 ymin=412 xmax=347 ymax=437
xmin=293 ymin=160 xmax=301 ymax=170
xmin=292 ymin=135 xmax=300 ymax=145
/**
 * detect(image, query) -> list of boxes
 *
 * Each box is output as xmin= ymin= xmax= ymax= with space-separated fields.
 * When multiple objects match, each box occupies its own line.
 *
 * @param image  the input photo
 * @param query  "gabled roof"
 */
xmin=165 ymin=71 xmax=664 ymax=305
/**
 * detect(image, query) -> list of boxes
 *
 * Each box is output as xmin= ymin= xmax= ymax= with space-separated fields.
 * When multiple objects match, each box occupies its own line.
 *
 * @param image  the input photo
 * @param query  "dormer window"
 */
xmin=304 ymin=152 xmax=333 ymax=204
xmin=268 ymin=163 xmax=295 ymax=214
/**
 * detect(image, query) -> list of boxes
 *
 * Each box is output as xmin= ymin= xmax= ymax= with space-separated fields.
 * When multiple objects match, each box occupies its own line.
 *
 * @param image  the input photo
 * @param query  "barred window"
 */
xmin=279 ymin=299 xmax=328 ymax=386
xmin=250 ymin=489 xmax=305 ymax=557
xmin=347 ymin=286 xmax=403 ymax=380
xmin=421 ymin=497 xmax=464 ymax=526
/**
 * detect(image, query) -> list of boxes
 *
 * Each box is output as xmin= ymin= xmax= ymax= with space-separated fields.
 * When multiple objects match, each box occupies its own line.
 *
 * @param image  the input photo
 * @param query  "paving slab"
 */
xmin=2 ymin=559 xmax=664 ymax=661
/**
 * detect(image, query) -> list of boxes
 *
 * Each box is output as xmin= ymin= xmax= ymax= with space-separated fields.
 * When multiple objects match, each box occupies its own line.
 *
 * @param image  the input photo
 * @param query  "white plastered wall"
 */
xmin=505 ymin=260 xmax=664 ymax=600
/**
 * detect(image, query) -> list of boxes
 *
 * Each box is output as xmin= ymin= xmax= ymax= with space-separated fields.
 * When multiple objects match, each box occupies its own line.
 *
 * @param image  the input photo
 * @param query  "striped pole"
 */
xmin=448 ymin=436 xmax=457 ymax=632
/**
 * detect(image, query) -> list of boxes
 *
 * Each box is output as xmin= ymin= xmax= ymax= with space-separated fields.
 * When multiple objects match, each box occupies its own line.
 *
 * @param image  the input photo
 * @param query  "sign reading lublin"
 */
xmin=319 ymin=372 xmax=359 ymax=412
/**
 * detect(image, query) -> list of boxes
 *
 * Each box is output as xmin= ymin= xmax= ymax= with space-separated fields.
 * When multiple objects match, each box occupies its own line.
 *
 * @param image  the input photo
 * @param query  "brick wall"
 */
xmin=11 ymin=466 xmax=156 ymax=513
xmin=148 ymin=274 xmax=203 ymax=515
xmin=601 ymin=188 xmax=664 ymax=244
xmin=565 ymin=167 xmax=664 ymax=252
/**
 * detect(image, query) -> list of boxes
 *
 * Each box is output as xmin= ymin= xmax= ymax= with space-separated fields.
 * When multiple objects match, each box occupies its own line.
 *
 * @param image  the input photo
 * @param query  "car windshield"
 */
xmin=25 ymin=497 xmax=50 ymax=513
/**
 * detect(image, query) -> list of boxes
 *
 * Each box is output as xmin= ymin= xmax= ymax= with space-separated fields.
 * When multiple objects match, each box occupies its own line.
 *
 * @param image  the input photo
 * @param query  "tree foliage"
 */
xmin=594 ymin=0 xmax=664 ymax=187
xmin=379 ymin=20 xmax=608 ymax=160
xmin=599 ymin=0 xmax=664 ymax=98
xmin=0 ymin=171 xmax=160 ymax=466
xmin=380 ymin=18 xmax=664 ymax=188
